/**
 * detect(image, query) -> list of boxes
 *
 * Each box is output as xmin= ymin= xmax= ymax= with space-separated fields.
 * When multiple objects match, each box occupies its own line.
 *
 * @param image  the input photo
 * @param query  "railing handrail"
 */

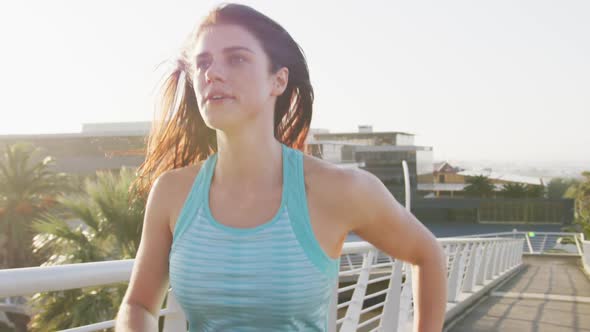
xmin=1 ymin=237 xmax=518 ymax=298
xmin=1 ymin=236 xmax=525 ymax=332
xmin=0 ymin=259 xmax=134 ymax=298
xmin=460 ymin=231 xmax=582 ymax=238
xmin=457 ymin=231 xmax=585 ymax=257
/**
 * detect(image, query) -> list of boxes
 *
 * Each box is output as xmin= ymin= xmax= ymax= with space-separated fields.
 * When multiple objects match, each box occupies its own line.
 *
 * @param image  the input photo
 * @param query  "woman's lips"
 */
xmin=206 ymin=97 xmax=235 ymax=104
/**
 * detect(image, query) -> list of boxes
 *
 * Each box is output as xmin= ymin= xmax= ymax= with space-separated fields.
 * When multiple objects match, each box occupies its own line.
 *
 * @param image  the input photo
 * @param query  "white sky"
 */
xmin=0 ymin=0 xmax=588 ymax=163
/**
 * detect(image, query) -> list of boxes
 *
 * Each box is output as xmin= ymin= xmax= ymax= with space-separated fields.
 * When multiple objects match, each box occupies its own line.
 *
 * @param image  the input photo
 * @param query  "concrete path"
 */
xmin=447 ymin=255 xmax=590 ymax=332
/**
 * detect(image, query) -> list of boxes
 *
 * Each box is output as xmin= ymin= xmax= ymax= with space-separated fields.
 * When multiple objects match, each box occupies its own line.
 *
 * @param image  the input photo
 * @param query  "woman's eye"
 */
xmin=196 ymin=60 xmax=210 ymax=71
xmin=229 ymin=55 xmax=245 ymax=65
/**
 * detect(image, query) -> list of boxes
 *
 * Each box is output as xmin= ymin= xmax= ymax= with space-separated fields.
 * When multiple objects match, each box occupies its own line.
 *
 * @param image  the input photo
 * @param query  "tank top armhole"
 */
xmin=286 ymin=147 xmax=340 ymax=280
xmin=170 ymin=156 xmax=214 ymax=255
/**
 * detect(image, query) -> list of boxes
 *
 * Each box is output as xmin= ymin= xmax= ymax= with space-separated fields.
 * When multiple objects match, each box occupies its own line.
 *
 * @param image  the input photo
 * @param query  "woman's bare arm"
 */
xmin=115 ymin=171 xmax=176 ymax=331
xmin=115 ymin=302 xmax=159 ymax=331
xmin=340 ymin=168 xmax=448 ymax=332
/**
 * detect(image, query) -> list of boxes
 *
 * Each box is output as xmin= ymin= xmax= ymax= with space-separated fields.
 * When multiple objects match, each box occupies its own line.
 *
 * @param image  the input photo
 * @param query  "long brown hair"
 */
xmin=130 ymin=3 xmax=314 ymax=199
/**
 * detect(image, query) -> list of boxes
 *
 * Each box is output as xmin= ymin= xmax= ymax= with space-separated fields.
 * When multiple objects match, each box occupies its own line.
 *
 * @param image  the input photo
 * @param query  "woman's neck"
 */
xmin=213 ymin=132 xmax=283 ymax=191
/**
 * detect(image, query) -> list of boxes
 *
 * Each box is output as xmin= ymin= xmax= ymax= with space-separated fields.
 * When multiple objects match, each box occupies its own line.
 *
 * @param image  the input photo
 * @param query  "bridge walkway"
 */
xmin=447 ymin=255 xmax=590 ymax=332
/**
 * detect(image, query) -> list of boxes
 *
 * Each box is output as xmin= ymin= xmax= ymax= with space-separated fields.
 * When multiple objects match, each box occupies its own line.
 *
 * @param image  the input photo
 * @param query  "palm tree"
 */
xmin=501 ymin=183 xmax=527 ymax=198
xmin=463 ymin=175 xmax=495 ymax=198
xmin=27 ymin=167 xmax=146 ymax=331
xmin=0 ymin=142 xmax=73 ymax=269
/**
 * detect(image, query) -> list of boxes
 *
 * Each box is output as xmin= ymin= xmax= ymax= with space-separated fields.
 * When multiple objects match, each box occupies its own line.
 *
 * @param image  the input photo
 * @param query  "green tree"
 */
xmin=547 ymin=177 xmax=579 ymax=199
xmin=500 ymin=183 xmax=527 ymax=198
xmin=564 ymin=171 xmax=590 ymax=238
xmin=0 ymin=142 xmax=72 ymax=269
xmin=463 ymin=175 xmax=495 ymax=198
xmin=525 ymin=184 xmax=545 ymax=198
xmin=27 ymin=167 xmax=147 ymax=331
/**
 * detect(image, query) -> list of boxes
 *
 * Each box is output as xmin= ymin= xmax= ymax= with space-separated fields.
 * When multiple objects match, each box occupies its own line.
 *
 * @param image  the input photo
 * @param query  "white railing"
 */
xmin=459 ymin=231 xmax=584 ymax=256
xmin=332 ymin=236 xmax=523 ymax=332
xmin=0 ymin=236 xmax=523 ymax=332
xmin=582 ymin=233 xmax=590 ymax=276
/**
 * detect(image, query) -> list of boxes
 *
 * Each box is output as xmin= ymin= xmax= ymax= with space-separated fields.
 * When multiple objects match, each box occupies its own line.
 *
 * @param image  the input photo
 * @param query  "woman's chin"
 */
xmin=202 ymin=102 xmax=240 ymax=116
xmin=203 ymin=114 xmax=241 ymax=132
xmin=203 ymin=107 xmax=232 ymax=120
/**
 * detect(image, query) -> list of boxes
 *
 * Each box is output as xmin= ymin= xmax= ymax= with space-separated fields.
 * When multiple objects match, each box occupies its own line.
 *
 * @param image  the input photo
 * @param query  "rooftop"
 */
xmin=458 ymin=169 xmax=544 ymax=186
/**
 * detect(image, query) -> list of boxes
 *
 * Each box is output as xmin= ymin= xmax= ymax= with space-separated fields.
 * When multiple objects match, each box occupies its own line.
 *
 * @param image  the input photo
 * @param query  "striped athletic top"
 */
xmin=169 ymin=143 xmax=341 ymax=331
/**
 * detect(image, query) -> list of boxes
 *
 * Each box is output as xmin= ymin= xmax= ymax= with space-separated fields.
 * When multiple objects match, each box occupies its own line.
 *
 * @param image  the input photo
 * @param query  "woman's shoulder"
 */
xmin=154 ymin=161 xmax=205 ymax=197
xmin=163 ymin=161 xmax=205 ymax=183
xmin=154 ymin=161 xmax=206 ymax=234
xmin=302 ymin=154 xmax=380 ymax=230
xmin=302 ymin=153 xmax=375 ymax=189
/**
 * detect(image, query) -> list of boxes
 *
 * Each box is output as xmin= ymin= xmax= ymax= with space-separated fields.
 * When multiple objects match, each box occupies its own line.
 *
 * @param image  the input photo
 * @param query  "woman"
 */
xmin=115 ymin=3 xmax=447 ymax=331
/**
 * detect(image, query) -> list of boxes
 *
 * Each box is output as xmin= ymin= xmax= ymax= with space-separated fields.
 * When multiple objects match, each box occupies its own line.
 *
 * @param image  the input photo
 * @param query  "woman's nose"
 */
xmin=204 ymin=61 xmax=225 ymax=83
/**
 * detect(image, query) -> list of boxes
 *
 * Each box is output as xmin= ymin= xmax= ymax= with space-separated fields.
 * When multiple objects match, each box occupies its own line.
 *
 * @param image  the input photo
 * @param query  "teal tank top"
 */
xmin=169 ymin=143 xmax=341 ymax=331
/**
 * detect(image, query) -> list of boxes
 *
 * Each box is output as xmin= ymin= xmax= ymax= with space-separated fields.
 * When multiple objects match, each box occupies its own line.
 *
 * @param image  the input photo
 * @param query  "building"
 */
xmin=307 ymin=125 xmax=434 ymax=203
xmin=417 ymin=161 xmax=546 ymax=198
xmin=0 ymin=122 xmax=150 ymax=175
xmin=1 ymin=123 xmax=435 ymax=205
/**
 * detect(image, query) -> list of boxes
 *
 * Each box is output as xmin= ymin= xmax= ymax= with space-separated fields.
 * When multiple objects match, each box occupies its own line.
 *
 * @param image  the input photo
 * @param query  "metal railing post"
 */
xmin=525 ymin=233 xmax=534 ymax=253
xmin=476 ymin=242 xmax=490 ymax=285
xmin=487 ymin=241 xmax=498 ymax=280
xmin=448 ymin=243 xmax=468 ymax=302
xmin=462 ymin=242 xmax=480 ymax=293
xmin=340 ymin=250 xmax=375 ymax=332
xmin=378 ymin=259 xmax=404 ymax=331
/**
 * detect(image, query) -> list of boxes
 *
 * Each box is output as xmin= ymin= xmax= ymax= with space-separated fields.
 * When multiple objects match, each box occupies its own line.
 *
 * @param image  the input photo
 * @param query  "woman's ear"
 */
xmin=271 ymin=67 xmax=289 ymax=96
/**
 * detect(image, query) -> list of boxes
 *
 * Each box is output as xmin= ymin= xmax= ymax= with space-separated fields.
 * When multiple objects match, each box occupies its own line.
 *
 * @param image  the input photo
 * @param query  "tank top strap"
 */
xmin=197 ymin=152 xmax=218 ymax=204
xmin=282 ymin=143 xmax=299 ymax=191
xmin=170 ymin=153 xmax=217 ymax=251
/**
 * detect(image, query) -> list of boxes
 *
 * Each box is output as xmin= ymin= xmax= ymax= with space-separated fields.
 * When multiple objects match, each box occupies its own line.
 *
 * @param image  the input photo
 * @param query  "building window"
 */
xmin=439 ymin=174 xmax=445 ymax=183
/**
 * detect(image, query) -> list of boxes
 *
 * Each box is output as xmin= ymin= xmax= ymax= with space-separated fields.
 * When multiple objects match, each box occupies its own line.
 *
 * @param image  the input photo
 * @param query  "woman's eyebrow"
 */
xmin=196 ymin=46 xmax=254 ymax=59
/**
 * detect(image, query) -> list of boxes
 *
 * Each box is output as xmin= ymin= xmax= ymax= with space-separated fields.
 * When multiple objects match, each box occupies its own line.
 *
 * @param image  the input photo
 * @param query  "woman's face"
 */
xmin=191 ymin=24 xmax=287 ymax=132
